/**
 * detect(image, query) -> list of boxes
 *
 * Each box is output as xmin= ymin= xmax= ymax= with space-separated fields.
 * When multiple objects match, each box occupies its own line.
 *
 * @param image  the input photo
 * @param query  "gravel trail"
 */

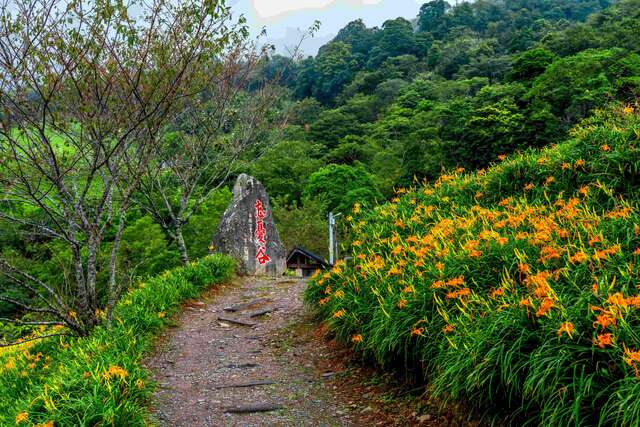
xmin=147 ymin=277 xmax=355 ymax=427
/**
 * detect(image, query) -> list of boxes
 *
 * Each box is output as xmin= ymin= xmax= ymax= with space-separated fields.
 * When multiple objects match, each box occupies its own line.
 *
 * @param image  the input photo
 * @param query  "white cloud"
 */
xmin=252 ymin=0 xmax=384 ymax=19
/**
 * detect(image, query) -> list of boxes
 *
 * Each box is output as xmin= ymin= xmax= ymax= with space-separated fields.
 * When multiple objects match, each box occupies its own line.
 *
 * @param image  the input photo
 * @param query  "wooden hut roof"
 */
xmin=286 ymin=247 xmax=331 ymax=268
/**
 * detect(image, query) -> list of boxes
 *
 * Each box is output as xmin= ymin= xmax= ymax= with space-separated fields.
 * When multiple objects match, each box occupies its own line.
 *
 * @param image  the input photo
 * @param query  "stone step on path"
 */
xmin=146 ymin=277 xmax=356 ymax=427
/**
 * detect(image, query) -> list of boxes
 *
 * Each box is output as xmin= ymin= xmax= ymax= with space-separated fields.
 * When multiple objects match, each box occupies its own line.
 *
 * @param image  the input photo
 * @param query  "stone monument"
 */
xmin=211 ymin=174 xmax=286 ymax=276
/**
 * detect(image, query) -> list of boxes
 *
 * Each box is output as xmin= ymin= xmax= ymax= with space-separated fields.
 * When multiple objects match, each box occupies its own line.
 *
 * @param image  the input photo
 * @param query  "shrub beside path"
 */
xmin=147 ymin=277 xmax=356 ymax=426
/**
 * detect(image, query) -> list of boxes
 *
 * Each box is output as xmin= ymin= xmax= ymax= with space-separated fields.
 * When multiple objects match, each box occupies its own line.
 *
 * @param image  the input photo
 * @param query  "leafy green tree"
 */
xmin=119 ymin=217 xmax=180 ymax=279
xmin=418 ymin=0 xmax=450 ymax=36
xmin=312 ymin=41 xmax=359 ymax=104
xmin=308 ymin=109 xmax=362 ymax=149
xmin=182 ymin=189 xmax=232 ymax=259
xmin=251 ymin=141 xmax=325 ymax=202
xmin=528 ymin=48 xmax=640 ymax=123
xmin=290 ymin=98 xmax=324 ymax=126
xmin=368 ymin=18 xmax=419 ymax=68
xmin=325 ymin=135 xmax=377 ymax=165
xmin=508 ymin=48 xmax=558 ymax=83
xmin=273 ymin=198 xmax=329 ymax=258
xmin=458 ymin=98 xmax=526 ymax=167
xmin=333 ymin=19 xmax=378 ymax=56
xmin=303 ymin=164 xmax=381 ymax=213
xmin=337 ymin=94 xmax=377 ymax=123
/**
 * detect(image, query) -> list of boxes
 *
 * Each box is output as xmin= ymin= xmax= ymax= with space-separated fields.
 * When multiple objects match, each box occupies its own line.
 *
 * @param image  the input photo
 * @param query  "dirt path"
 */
xmin=147 ymin=277 xmax=356 ymax=427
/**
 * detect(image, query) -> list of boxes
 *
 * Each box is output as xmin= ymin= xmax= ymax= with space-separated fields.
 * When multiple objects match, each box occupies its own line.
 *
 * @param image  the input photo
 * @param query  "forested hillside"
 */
xmin=1 ymin=0 xmax=640 ymax=424
xmin=252 ymin=0 xmax=640 ymax=256
xmin=297 ymin=1 xmax=640 ymax=425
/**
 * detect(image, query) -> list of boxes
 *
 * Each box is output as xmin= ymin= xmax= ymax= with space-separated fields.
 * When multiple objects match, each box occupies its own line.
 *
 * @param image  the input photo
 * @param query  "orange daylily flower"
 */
xmin=557 ymin=322 xmax=575 ymax=338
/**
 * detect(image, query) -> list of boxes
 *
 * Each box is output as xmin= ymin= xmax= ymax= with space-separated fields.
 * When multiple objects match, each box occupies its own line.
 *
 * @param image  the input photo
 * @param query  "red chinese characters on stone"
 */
xmin=254 ymin=200 xmax=271 ymax=265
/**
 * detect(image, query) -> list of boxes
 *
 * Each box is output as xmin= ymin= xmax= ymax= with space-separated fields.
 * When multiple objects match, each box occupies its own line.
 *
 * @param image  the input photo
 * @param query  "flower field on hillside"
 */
xmin=0 ymin=255 xmax=235 ymax=426
xmin=306 ymin=105 xmax=640 ymax=425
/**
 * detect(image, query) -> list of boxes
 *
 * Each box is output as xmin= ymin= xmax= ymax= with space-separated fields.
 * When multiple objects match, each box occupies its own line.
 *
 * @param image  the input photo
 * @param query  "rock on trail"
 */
xmin=212 ymin=174 xmax=286 ymax=277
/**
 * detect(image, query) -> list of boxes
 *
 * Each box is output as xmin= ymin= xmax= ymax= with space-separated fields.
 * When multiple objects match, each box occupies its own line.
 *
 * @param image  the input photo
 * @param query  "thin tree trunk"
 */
xmin=70 ymin=243 xmax=90 ymax=335
xmin=107 ymin=212 xmax=127 ymax=324
xmin=175 ymin=224 xmax=190 ymax=265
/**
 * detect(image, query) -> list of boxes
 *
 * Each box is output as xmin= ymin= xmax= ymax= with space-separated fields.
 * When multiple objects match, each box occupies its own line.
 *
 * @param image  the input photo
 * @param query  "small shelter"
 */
xmin=286 ymin=247 xmax=331 ymax=277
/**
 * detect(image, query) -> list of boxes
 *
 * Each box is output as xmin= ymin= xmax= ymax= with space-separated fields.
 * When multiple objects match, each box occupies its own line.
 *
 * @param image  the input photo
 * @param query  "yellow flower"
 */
xmin=158 ymin=312 xmax=166 ymax=318
xmin=5 ymin=358 xmax=15 ymax=370
xmin=524 ymin=183 xmax=534 ymax=191
xmin=578 ymin=186 xmax=589 ymax=197
xmin=135 ymin=379 xmax=145 ymax=390
xmin=624 ymin=346 xmax=640 ymax=366
xmin=601 ymin=144 xmax=611 ymax=152
xmin=351 ymin=334 xmax=363 ymax=343
xmin=569 ymin=251 xmax=588 ymax=264
xmin=575 ymin=159 xmax=585 ymax=168
xmin=103 ymin=365 xmax=128 ymax=381
xmin=497 ymin=154 xmax=506 ymax=161
xmin=535 ymin=298 xmax=554 ymax=317
xmin=15 ymin=412 xmax=28 ymax=424
xmin=333 ymin=309 xmax=346 ymax=319
xmin=557 ymin=322 xmax=575 ymax=338
xmin=352 ymin=203 xmax=361 ymax=214
xmin=561 ymin=162 xmax=571 ymax=170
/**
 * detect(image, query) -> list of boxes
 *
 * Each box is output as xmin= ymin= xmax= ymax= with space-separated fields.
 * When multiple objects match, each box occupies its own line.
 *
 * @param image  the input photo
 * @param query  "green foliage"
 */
xmin=305 ymin=105 xmax=640 ymax=425
xmin=508 ymin=48 xmax=557 ymax=83
xmin=303 ymin=164 xmax=382 ymax=214
xmin=182 ymin=188 xmax=232 ymax=259
xmin=418 ymin=0 xmax=449 ymax=36
xmin=307 ymin=109 xmax=362 ymax=149
xmin=119 ymin=216 xmax=180 ymax=278
xmin=251 ymin=141 xmax=325 ymax=203
xmin=325 ymin=135 xmax=377 ymax=166
xmin=273 ymin=198 xmax=330 ymax=259
xmin=0 ymin=255 xmax=235 ymax=425
xmin=528 ymin=48 xmax=640 ymax=123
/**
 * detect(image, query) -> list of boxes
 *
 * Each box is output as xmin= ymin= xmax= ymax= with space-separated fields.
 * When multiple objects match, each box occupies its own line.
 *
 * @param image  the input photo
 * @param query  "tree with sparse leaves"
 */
xmin=0 ymin=0 xmax=245 ymax=341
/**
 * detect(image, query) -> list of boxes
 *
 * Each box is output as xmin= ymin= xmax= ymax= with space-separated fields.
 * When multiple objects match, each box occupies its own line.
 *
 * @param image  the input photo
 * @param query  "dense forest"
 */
xmin=251 ymin=0 xmax=640 ymax=256
xmin=1 ymin=0 xmax=640 ymax=424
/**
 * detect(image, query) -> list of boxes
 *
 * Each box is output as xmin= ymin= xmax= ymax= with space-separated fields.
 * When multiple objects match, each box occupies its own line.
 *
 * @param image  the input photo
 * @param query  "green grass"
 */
xmin=0 ymin=254 xmax=235 ymax=426
xmin=305 ymin=104 xmax=640 ymax=426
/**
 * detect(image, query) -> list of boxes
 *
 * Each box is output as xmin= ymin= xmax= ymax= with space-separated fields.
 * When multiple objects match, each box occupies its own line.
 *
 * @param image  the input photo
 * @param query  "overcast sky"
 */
xmin=228 ymin=0 xmax=433 ymax=56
